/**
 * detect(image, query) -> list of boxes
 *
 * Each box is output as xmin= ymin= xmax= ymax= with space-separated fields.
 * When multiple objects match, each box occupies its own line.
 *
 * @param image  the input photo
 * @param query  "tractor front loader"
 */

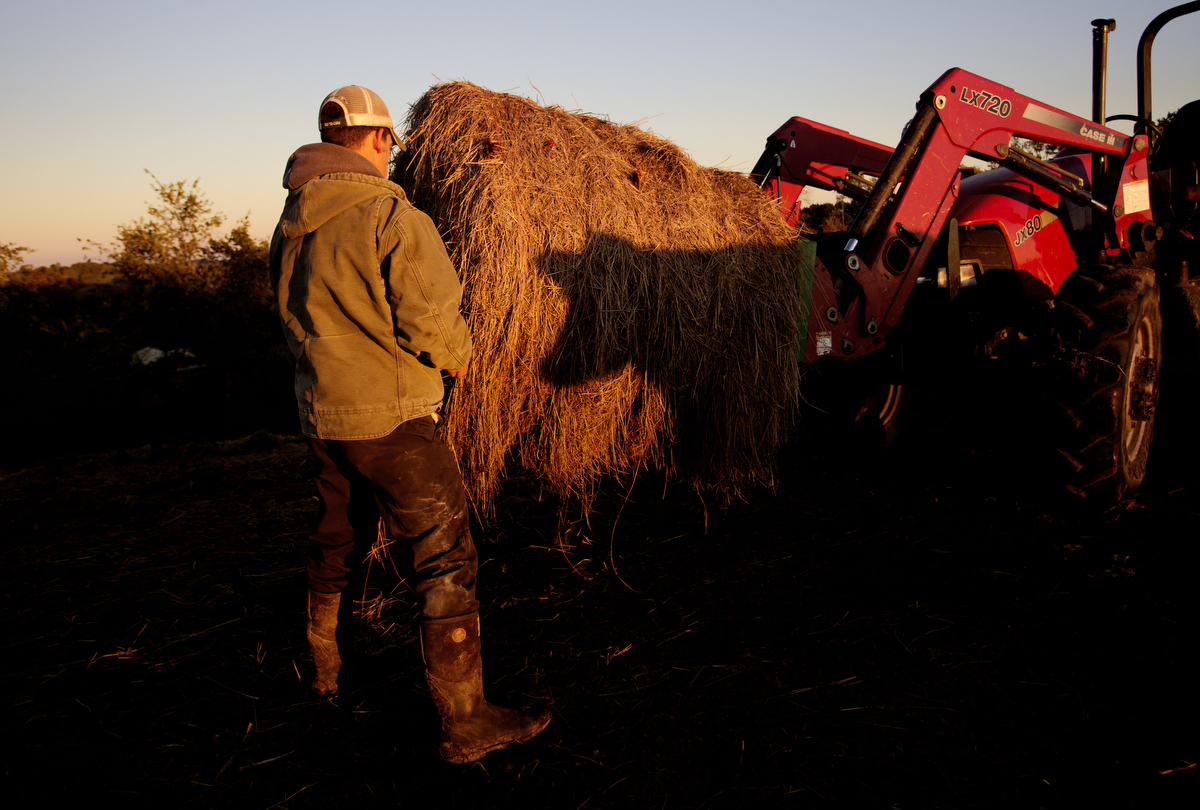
xmin=753 ymin=2 xmax=1200 ymax=498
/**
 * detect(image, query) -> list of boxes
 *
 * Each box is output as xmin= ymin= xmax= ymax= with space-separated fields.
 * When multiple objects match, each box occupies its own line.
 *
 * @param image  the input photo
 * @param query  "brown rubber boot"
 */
xmin=307 ymin=590 xmax=341 ymax=696
xmin=421 ymin=612 xmax=551 ymax=764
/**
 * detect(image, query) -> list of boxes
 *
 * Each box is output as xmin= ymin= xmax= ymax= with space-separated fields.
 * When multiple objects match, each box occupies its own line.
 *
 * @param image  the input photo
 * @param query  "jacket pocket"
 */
xmin=297 ymin=334 xmax=398 ymax=415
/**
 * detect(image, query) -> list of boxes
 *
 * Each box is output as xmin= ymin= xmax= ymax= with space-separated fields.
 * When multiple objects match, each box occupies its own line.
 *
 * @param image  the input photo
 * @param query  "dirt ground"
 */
xmin=2 ymin=420 xmax=1197 ymax=809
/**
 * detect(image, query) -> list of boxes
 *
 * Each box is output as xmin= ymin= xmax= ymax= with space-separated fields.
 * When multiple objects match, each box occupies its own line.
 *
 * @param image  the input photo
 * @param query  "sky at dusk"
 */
xmin=2 ymin=0 xmax=1198 ymax=266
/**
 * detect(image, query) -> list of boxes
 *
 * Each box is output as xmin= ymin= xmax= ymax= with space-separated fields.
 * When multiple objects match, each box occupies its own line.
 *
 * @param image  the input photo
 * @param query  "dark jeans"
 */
xmin=307 ymin=416 xmax=479 ymax=620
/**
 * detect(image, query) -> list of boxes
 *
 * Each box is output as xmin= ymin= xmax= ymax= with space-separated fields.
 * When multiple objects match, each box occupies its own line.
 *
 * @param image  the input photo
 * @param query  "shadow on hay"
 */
xmin=529 ymin=231 xmax=803 ymax=493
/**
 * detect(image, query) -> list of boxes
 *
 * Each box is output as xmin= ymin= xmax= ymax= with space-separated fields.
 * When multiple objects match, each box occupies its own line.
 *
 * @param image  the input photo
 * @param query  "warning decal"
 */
xmin=816 ymin=331 xmax=833 ymax=357
xmin=1123 ymin=179 xmax=1151 ymax=214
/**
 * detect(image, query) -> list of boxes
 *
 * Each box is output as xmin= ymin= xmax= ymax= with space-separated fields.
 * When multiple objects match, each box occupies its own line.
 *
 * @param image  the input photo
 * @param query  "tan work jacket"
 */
xmin=269 ymin=143 xmax=472 ymax=440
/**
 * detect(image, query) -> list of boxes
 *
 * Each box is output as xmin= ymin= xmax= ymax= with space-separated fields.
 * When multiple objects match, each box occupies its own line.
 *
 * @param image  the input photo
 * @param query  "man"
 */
xmin=269 ymin=85 xmax=550 ymax=764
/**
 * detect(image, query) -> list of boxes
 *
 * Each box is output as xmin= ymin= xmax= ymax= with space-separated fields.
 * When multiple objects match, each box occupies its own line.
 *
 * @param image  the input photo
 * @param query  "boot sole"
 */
xmin=440 ymin=710 xmax=552 ymax=764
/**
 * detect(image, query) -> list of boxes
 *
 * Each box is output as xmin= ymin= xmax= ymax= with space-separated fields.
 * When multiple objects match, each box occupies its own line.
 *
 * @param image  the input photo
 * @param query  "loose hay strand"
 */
xmin=397 ymin=82 xmax=801 ymax=516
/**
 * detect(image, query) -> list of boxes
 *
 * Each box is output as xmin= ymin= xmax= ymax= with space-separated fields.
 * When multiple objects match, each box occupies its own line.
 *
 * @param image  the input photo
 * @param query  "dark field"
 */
xmin=2 ymin=425 xmax=1197 ymax=809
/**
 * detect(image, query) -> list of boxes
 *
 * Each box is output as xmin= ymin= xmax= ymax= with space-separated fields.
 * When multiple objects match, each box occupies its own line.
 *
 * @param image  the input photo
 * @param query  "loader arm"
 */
xmin=794 ymin=67 xmax=1146 ymax=364
xmin=750 ymin=117 xmax=894 ymax=227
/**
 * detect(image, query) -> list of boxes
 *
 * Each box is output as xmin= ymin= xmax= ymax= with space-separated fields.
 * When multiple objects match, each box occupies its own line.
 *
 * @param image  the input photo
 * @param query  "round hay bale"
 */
xmin=396 ymin=81 xmax=801 ymax=516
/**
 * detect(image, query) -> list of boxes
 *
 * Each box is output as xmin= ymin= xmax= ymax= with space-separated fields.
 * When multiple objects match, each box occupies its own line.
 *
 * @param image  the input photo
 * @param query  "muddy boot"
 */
xmin=421 ymin=612 xmax=551 ymax=763
xmin=307 ymin=590 xmax=342 ymax=696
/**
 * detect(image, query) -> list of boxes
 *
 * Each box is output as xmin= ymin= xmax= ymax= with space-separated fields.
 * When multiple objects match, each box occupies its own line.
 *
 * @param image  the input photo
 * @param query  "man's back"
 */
xmin=269 ymin=142 xmax=471 ymax=440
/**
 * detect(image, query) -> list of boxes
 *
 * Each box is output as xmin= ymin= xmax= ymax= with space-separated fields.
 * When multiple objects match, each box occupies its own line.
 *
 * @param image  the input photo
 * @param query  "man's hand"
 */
xmin=444 ymin=364 xmax=469 ymax=380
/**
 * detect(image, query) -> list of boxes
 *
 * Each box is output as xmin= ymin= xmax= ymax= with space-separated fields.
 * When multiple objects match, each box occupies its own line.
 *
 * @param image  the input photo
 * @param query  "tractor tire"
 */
xmin=1049 ymin=265 xmax=1161 ymax=499
xmin=1155 ymin=280 xmax=1200 ymax=461
xmin=1160 ymin=281 xmax=1200 ymax=386
xmin=797 ymin=350 xmax=918 ymax=451
xmin=854 ymin=382 xmax=912 ymax=447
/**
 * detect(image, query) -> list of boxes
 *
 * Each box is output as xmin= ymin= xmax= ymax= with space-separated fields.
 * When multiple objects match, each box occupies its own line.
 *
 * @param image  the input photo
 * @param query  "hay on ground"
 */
xmin=397 ymin=82 xmax=801 ymax=516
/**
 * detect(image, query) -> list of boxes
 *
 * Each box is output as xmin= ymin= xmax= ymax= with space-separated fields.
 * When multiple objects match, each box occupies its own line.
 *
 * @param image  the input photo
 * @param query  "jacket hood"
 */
xmin=282 ymin=142 xmax=383 ymax=189
xmin=278 ymin=144 xmax=400 ymax=239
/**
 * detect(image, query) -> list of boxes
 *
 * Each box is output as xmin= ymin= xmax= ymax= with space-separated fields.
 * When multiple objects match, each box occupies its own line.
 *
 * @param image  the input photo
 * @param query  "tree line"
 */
xmin=0 ymin=174 xmax=292 ymax=463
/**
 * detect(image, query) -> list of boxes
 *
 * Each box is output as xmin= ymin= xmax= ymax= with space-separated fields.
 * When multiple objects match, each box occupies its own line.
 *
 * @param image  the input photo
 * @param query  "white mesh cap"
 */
xmin=318 ymin=85 xmax=403 ymax=148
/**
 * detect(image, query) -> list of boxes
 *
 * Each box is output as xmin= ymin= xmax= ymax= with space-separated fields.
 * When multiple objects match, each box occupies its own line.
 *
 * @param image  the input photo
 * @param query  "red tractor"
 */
xmin=753 ymin=2 xmax=1200 ymax=498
